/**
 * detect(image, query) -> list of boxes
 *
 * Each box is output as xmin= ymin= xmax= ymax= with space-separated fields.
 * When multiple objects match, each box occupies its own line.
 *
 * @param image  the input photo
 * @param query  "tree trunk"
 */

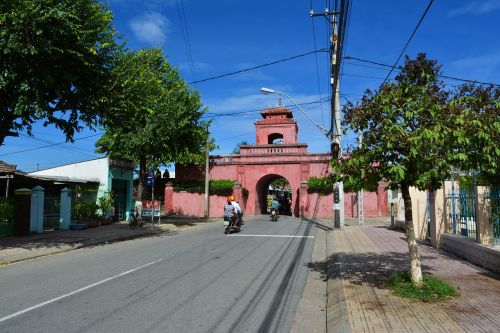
xmin=401 ymin=183 xmax=423 ymax=286
xmin=137 ymin=157 xmax=147 ymax=201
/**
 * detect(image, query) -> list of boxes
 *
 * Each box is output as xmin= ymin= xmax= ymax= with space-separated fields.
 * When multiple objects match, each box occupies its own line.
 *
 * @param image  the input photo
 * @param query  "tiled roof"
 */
xmin=0 ymin=160 xmax=16 ymax=173
xmin=255 ymin=118 xmax=296 ymax=125
xmin=260 ymin=106 xmax=293 ymax=118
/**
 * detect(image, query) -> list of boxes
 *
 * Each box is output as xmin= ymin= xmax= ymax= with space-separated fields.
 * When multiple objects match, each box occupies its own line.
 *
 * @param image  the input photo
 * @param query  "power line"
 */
xmin=0 ymin=133 xmax=103 ymax=157
xmin=188 ymin=48 xmax=328 ymax=85
xmin=310 ymin=0 xmax=326 ymax=126
xmin=176 ymin=0 xmax=197 ymax=83
xmin=202 ymin=97 xmax=331 ymax=118
xmin=381 ymin=0 xmax=434 ymax=85
xmin=345 ymin=55 xmax=500 ymax=87
xmin=19 ymin=134 xmax=99 ymax=158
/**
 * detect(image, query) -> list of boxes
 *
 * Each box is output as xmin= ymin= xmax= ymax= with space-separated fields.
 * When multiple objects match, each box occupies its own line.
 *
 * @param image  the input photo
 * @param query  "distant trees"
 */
xmin=0 ymin=0 xmax=120 ymax=146
xmin=332 ymin=53 xmax=500 ymax=286
xmin=232 ymin=141 xmax=249 ymax=154
xmin=449 ymin=84 xmax=500 ymax=185
xmin=96 ymin=48 xmax=209 ymax=200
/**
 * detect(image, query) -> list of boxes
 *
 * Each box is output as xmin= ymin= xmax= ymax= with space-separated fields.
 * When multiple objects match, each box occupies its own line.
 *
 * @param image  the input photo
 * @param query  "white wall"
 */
xmin=29 ymin=158 xmax=110 ymax=196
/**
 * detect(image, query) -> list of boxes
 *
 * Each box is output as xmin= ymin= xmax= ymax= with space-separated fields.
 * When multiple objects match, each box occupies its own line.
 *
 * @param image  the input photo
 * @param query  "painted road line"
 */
xmin=227 ymin=234 xmax=314 ymax=239
xmin=0 ymin=258 xmax=165 ymax=323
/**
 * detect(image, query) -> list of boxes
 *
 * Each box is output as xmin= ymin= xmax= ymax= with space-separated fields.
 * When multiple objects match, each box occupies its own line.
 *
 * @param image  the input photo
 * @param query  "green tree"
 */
xmin=333 ymin=54 xmax=456 ymax=286
xmin=96 ymin=48 xmax=209 ymax=200
xmin=450 ymin=84 xmax=500 ymax=185
xmin=270 ymin=177 xmax=289 ymax=190
xmin=0 ymin=0 xmax=120 ymax=146
xmin=232 ymin=141 xmax=249 ymax=154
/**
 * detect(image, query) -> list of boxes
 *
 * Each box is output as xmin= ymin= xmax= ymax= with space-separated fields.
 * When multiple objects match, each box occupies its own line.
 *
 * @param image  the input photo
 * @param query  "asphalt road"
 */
xmin=0 ymin=215 xmax=317 ymax=333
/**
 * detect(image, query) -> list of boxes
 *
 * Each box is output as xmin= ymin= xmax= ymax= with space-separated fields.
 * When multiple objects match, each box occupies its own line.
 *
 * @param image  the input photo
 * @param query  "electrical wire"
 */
xmin=345 ymin=55 xmax=500 ymax=87
xmin=176 ymin=0 xmax=197 ymax=83
xmin=201 ymin=97 xmax=331 ymax=118
xmin=19 ymin=134 xmax=99 ymax=158
xmin=310 ymin=0 xmax=326 ymax=126
xmin=381 ymin=0 xmax=435 ymax=85
xmin=188 ymin=49 xmax=328 ymax=85
xmin=0 ymin=133 xmax=103 ymax=157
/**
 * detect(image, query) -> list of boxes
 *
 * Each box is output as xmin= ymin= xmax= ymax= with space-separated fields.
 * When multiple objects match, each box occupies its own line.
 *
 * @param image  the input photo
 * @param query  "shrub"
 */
xmin=389 ymin=271 xmax=460 ymax=302
xmin=73 ymin=201 xmax=99 ymax=221
xmin=307 ymin=177 xmax=333 ymax=194
xmin=174 ymin=179 xmax=234 ymax=196
xmin=0 ymin=200 xmax=15 ymax=226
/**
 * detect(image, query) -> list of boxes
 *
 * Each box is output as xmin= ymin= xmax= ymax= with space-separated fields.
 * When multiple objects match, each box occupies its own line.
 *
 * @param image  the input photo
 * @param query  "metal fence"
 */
xmin=489 ymin=186 xmax=500 ymax=245
xmin=447 ymin=188 xmax=477 ymax=240
xmin=44 ymin=195 xmax=60 ymax=230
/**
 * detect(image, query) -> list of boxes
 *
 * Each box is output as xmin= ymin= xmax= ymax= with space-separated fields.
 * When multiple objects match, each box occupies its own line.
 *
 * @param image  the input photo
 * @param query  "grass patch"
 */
xmin=389 ymin=271 xmax=460 ymax=302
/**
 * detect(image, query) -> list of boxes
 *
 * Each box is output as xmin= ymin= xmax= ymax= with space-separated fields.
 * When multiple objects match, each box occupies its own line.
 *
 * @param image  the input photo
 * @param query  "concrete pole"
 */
xmin=60 ymin=187 xmax=72 ymax=230
xmin=204 ymin=129 xmax=210 ymax=219
xmin=30 ymin=185 xmax=44 ymax=233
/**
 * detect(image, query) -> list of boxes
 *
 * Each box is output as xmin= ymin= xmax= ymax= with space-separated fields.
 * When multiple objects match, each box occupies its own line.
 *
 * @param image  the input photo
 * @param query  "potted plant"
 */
xmin=71 ymin=201 xmax=99 ymax=229
xmin=98 ymin=191 xmax=115 ymax=225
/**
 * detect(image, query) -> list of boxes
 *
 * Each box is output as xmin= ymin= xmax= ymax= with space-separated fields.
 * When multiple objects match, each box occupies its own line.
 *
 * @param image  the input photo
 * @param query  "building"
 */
xmin=169 ymin=106 xmax=388 ymax=218
xmin=29 ymin=157 xmax=134 ymax=220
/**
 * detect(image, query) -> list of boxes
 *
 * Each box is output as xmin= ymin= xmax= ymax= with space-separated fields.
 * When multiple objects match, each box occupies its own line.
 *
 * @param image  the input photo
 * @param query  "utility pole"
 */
xmin=357 ymin=133 xmax=364 ymax=225
xmin=204 ymin=127 xmax=210 ymax=219
xmin=311 ymin=6 xmax=344 ymax=228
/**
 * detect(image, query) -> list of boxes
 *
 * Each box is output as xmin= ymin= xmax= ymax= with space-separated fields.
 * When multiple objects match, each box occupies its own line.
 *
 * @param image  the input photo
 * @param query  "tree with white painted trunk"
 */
xmin=332 ymin=54 xmax=462 ymax=286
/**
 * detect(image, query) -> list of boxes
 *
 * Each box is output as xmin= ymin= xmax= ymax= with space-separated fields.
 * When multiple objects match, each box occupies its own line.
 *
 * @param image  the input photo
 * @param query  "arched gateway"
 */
xmin=167 ymin=106 xmax=388 ymax=218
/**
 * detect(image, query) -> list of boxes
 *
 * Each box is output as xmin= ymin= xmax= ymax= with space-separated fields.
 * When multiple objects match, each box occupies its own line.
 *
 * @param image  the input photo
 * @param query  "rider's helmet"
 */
xmin=227 ymin=197 xmax=232 ymax=203
xmin=230 ymin=195 xmax=235 ymax=201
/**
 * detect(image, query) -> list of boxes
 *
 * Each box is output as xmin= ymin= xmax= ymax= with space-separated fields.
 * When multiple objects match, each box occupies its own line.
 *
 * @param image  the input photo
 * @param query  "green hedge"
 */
xmin=174 ymin=179 xmax=235 ymax=196
xmin=307 ymin=177 xmax=333 ymax=194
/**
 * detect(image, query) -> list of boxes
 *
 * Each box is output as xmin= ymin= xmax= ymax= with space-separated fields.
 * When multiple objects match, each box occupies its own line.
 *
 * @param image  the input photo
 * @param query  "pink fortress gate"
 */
xmin=166 ymin=106 xmax=388 ymax=218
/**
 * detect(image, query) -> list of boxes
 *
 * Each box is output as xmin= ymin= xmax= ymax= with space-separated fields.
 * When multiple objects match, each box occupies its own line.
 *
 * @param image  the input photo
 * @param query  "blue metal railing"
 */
xmin=447 ymin=187 xmax=477 ymax=241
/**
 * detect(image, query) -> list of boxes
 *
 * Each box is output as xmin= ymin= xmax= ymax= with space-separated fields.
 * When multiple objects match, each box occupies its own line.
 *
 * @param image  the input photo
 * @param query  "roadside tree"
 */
xmin=96 ymin=48 xmax=209 ymax=200
xmin=332 ymin=54 xmax=457 ymax=286
xmin=0 ymin=0 xmax=120 ymax=146
xmin=450 ymin=84 xmax=500 ymax=185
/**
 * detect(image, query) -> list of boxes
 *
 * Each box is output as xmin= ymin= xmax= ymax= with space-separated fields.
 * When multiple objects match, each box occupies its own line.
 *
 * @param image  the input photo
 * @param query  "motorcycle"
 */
xmin=128 ymin=208 xmax=143 ymax=229
xmin=270 ymin=208 xmax=278 ymax=222
xmin=224 ymin=216 xmax=240 ymax=234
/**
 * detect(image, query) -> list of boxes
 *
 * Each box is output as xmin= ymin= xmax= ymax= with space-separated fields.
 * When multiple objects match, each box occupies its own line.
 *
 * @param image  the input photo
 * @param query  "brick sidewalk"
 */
xmin=327 ymin=225 xmax=500 ymax=333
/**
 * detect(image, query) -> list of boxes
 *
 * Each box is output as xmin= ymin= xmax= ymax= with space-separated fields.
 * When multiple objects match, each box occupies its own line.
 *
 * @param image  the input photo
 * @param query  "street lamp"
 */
xmin=260 ymin=87 xmax=344 ymax=228
xmin=260 ymin=87 xmax=330 ymax=139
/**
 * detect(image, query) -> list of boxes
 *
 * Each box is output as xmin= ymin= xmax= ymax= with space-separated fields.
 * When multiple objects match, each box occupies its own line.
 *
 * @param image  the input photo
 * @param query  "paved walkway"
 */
xmin=326 ymin=223 xmax=500 ymax=333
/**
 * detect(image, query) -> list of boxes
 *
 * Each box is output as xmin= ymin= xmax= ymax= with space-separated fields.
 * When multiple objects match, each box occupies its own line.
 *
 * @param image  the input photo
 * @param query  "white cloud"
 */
xmin=129 ymin=12 xmax=170 ymax=45
xmin=178 ymin=61 xmax=212 ymax=73
xmin=448 ymin=52 xmax=500 ymax=81
xmin=448 ymin=0 xmax=500 ymax=17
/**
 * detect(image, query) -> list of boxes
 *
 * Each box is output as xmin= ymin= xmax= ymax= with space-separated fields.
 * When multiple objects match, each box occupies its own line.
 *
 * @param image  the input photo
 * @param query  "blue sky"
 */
xmin=2 ymin=0 xmax=500 ymax=172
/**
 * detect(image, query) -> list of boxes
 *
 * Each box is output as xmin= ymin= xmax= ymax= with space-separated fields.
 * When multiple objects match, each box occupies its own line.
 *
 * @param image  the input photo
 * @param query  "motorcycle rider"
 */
xmin=224 ymin=197 xmax=238 ymax=233
xmin=271 ymin=197 xmax=280 ymax=220
xmin=230 ymin=195 xmax=243 ymax=226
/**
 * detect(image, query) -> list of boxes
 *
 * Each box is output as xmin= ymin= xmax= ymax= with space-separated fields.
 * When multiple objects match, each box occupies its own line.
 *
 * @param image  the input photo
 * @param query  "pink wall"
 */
xmin=164 ymin=189 xmax=229 ymax=217
xmin=255 ymin=124 xmax=298 ymax=144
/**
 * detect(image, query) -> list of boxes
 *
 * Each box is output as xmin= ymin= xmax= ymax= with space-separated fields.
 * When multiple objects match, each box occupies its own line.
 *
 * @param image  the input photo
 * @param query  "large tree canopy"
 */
xmin=333 ymin=54 xmax=458 ymax=285
xmin=96 ymin=48 xmax=209 ymax=200
xmin=0 ymin=0 xmax=120 ymax=146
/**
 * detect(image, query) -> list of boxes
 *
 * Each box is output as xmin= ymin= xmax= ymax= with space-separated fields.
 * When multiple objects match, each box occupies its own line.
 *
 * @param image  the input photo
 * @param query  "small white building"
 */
xmin=29 ymin=157 xmax=134 ymax=220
